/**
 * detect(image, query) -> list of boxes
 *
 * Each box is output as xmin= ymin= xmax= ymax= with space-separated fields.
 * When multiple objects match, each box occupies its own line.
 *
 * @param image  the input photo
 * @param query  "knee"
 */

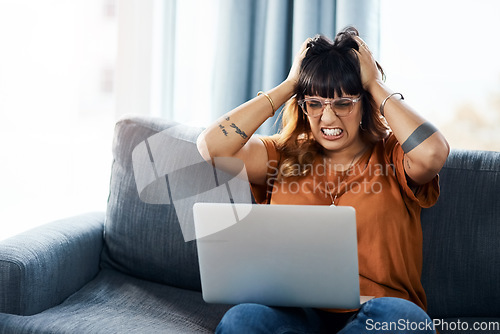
xmin=365 ymin=297 xmax=430 ymax=320
xmin=216 ymin=303 xmax=276 ymax=334
xmin=360 ymin=297 xmax=434 ymax=332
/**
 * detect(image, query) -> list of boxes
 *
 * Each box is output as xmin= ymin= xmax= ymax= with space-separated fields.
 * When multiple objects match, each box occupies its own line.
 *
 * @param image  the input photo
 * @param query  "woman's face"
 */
xmin=305 ymin=94 xmax=364 ymax=157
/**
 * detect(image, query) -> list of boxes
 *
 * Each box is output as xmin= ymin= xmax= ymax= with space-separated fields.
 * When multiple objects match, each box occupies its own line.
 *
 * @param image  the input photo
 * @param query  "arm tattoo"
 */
xmin=230 ymin=123 xmax=248 ymax=139
xmin=225 ymin=116 xmax=230 ymax=121
xmin=218 ymin=124 xmax=228 ymax=136
xmin=401 ymin=121 xmax=438 ymax=153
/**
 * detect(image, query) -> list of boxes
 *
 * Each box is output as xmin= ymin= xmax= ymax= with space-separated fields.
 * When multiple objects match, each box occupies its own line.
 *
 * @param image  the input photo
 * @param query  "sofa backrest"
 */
xmin=421 ymin=149 xmax=500 ymax=319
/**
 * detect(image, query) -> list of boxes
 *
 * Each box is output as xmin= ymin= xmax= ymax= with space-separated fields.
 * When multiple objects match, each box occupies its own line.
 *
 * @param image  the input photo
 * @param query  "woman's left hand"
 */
xmin=353 ymin=36 xmax=383 ymax=91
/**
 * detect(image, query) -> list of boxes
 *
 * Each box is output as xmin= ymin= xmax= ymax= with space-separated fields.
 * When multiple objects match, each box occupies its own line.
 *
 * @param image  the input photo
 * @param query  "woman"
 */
xmin=197 ymin=27 xmax=449 ymax=334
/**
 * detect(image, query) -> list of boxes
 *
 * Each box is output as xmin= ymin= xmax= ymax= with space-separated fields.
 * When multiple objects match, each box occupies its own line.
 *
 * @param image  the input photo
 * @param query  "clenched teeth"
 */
xmin=321 ymin=128 xmax=343 ymax=136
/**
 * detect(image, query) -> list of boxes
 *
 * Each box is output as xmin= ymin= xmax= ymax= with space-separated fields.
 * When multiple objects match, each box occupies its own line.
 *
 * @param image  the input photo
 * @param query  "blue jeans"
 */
xmin=216 ymin=297 xmax=436 ymax=334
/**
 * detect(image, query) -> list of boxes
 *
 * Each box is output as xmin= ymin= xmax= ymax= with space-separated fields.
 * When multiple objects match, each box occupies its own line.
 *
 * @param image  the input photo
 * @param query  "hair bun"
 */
xmin=306 ymin=35 xmax=333 ymax=56
xmin=334 ymin=26 xmax=360 ymax=52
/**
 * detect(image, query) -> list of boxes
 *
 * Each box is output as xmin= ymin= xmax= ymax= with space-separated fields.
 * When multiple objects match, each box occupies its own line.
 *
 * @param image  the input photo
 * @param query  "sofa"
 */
xmin=0 ymin=115 xmax=499 ymax=334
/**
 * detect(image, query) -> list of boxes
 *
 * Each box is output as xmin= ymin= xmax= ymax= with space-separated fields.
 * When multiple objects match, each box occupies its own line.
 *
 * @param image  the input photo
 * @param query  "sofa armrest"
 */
xmin=0 ymin=212 xmax=105 ymax=315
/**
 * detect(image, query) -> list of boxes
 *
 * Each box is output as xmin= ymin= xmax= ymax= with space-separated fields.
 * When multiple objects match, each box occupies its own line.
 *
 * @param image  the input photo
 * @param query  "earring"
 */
xmin=359 ymin=120 xmax=366 ymax=131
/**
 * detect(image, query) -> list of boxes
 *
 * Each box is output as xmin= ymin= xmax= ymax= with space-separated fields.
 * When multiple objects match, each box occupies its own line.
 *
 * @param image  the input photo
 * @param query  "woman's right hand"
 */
xmin=285 ymin=38 xmax=310 ymax=88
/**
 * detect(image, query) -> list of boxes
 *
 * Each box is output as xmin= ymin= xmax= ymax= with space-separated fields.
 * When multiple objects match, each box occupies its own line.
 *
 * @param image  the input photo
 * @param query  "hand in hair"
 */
xmin=286 ymin=38 xmax=310 ymax=87
xmin=352 ymin=36 xmax=384 ymax=92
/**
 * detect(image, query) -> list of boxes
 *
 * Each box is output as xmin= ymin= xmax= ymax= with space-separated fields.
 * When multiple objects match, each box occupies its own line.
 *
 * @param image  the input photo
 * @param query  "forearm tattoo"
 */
xmin=218 ymin=124 xmax=228 ymax=136
xmin=230 ymin=123 xmax=248 ymax=139
xmin=401 ymin=121 xmax=438 ymax=153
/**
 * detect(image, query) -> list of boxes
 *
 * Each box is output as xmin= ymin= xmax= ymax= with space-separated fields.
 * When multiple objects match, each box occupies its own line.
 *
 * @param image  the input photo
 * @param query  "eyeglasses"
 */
xmin=297 ymin=96 xmax=361 ymax=118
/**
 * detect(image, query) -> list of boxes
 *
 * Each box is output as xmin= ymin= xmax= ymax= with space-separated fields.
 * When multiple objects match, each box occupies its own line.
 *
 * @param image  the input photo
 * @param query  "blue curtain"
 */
xmin=211 ymin=0 xmax=380 ymax=134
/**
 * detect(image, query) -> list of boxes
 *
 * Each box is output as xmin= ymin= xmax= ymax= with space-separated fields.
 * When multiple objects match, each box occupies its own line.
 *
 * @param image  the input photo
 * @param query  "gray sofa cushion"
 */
xmin=0 ymin=269 xmax=231 ymax=334
xmin=421 ymin=149 xmax=500 ymax=319
xmin=101 ymin=117 xmax=204 ymax=290
xmin=101 ymin=116 xmax=252 ymax=291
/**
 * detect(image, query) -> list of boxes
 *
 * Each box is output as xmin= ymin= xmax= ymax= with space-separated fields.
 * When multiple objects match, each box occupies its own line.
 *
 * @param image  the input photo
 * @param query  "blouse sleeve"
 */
xmin=384 ymin=133 xmax=440 ymax=208
xmin=250 ymin=135 xmax=280 ymax=204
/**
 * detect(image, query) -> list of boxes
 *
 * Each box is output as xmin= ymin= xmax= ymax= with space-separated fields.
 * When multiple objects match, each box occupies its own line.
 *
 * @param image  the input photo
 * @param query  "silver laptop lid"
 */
xmin=193 ymin=203 xmax=360 ymax=309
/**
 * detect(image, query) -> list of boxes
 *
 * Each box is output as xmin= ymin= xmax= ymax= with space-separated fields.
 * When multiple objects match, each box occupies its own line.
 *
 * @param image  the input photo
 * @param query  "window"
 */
xmin=380 ymin=0 xmax=500 ymax=151
xmin=0 ymin=0 xmax=117 ymax=240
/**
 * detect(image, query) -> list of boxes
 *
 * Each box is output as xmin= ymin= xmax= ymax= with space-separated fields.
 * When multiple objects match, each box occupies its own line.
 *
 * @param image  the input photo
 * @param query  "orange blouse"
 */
xmin=251 ymin=133 xmax=439 ymax=311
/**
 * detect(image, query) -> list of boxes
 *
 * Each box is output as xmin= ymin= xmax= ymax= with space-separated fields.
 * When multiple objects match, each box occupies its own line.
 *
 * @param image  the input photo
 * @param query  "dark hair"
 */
xmin=297 ymin=32 xmax=362 ymax=99
xmin=275 ymin=27 xmax=389 ymax=179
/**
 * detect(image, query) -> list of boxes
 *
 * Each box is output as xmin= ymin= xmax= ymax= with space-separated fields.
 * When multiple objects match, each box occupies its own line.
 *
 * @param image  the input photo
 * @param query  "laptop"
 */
xmin=193 ymin=203 xmax=371 ymax=310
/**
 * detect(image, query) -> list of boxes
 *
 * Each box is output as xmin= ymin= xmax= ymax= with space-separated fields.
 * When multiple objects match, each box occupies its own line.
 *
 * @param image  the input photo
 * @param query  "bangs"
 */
xmin=297 ymin=49 xmax=362 ymax=99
